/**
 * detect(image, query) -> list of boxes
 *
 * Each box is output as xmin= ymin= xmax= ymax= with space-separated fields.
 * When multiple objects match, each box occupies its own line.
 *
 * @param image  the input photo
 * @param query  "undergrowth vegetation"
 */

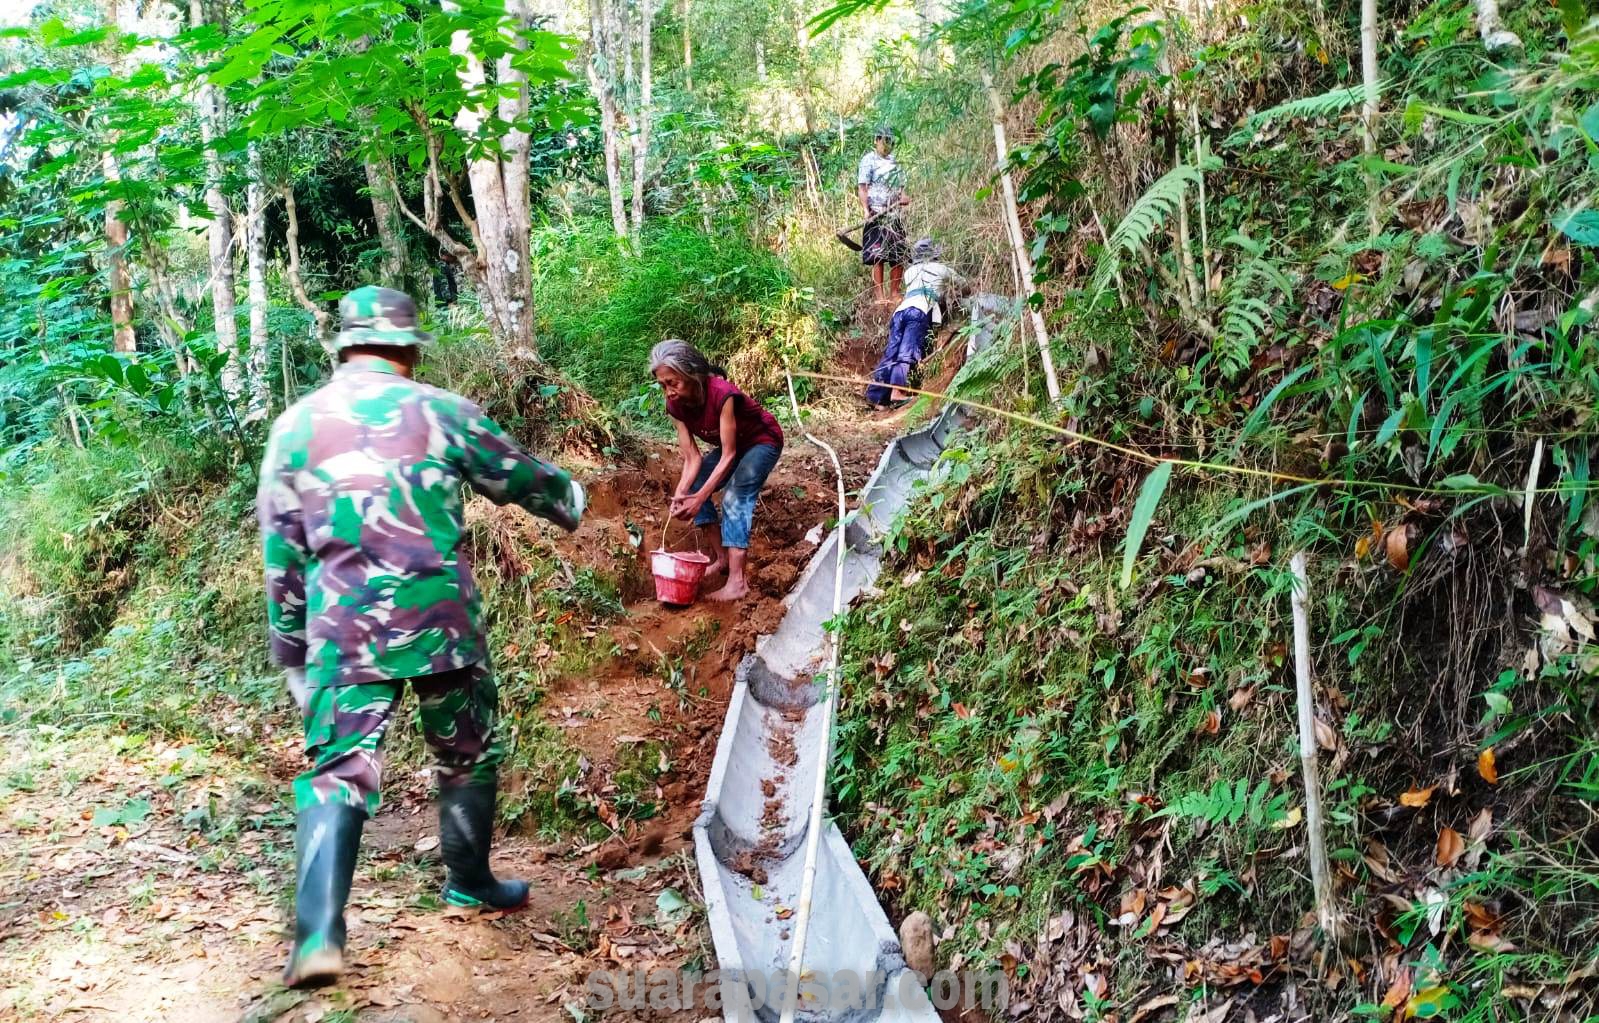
xmin=831 ymin=0 xmax=1599 ymax=1019
xmin=528 ymin=217 xmax=829 ymax=405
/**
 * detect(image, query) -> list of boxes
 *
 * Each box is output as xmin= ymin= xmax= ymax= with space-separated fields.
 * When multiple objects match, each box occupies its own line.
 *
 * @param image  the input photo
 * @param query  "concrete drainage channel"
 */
xmin=693 ymin=298 xmax=1008 ymax=1022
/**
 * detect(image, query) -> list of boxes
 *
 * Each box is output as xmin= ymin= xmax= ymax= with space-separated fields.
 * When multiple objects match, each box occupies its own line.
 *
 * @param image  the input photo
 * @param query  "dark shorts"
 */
xmin=862 ymin=215 xmax=907 ymax=267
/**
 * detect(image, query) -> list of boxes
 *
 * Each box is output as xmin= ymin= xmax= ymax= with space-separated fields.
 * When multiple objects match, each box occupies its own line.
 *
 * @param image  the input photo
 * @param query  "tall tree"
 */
xmin=101 ymin=0 xmax=135 ymax=353
xmin=103 ymin=152 xmax=136 ymax=353
xmin=792 ymin=6 xmax=815 ymax=136
xmin=190 ymin=0 xmax=239 ymax=397
xmin=362 ymin=154 xmax=408 ymax=288
xmin=681 ymin=0 xmax=691 ymax=91
xmin=446 ymin=0 xmax=535 ymax=355
xmin=245 ymin=122 xmax=270 ymax=416
xmin=279 ymin=183 xmax=332 ymax=346
xmin=629 ymin=0 xmax=652 ymax=239
xmin=237 ymin=0 xmax=581 ymax=356
xmin=588 ymin=0 xmax=628 ymax=239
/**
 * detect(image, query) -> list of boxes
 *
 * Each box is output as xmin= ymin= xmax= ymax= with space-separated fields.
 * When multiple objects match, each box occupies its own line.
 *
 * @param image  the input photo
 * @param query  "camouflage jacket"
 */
xmin=257 ymin=359 xmax=581 ymax=687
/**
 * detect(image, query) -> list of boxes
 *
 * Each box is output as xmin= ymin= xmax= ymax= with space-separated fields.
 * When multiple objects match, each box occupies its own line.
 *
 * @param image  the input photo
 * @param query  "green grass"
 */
xmin=528 ymin=216 xmax=819 ymax=405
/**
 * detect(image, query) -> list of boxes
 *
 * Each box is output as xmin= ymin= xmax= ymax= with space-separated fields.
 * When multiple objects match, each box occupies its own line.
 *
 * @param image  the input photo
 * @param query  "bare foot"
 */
xmin=705 ymin=580 xmax=748 ymax=601
xmin=704 ymin=559 xmax=728 ymax=578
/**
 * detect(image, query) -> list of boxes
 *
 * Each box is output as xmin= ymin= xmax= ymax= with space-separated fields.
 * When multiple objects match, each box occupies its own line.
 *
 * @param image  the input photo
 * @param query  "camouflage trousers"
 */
xmin=292 ymin=660 xmax=503 ymax=815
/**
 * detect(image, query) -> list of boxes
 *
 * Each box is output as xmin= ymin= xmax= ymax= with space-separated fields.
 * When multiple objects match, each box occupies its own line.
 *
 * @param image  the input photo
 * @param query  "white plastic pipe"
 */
xmin=777 ymin=367 xmax=849 ymax=1023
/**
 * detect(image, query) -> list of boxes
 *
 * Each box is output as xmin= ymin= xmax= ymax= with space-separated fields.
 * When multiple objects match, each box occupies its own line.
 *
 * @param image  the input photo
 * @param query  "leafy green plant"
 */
xmin=1120 ymin=460 xmax=1172 ymax=587
xmin=1157 ymin=778 xmax=1290 ymax=830
xmin=1089 ymin=159 xmax=1216 ymax=301
xmin=1224 ymin=84 xmax=1374 ymax=147
xmin=1213 ymin=234 xmax=1295 ymax=378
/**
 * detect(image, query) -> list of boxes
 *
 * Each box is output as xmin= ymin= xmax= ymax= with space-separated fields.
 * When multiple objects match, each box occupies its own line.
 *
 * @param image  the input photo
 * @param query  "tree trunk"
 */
xmin=1360 ymin=0 xmax=1380 ymax=232
xmin=245 ymin=131 xmax=271 ymax=417
xmin=190 ymin=0 xmax=239 ymax=397
xmin=280 ymin=184 xmax=333 ymax=345
xmin=621 ymin=0 xmax=634 ymax=103
xmin=449 ymin=0 xmax=535 ymax=356
xmin=496 ymin=0 xmax=532 ymax=255
xmin=629 ymin=0 xmax=652 ymax=239
xmin=103 ymin=154 xmax=136 ymax=353
xmin=588 ymin=0 xmax=628 ymax=239
xmin=794 ymin=9 xmax=815 ymax=136
xmin=363 ymin=155 xmax=408 ymax=288
xmin=102 ymin=0 xmax=135 ymax=354
xmin=143 ymin=244 xmax=192 ymax=373
xmin=681 ymin=0 xmax=691 ymax=92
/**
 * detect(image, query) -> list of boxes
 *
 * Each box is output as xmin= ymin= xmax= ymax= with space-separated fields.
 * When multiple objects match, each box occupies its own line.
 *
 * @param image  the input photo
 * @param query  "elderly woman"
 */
xmin=649 ymin=339 xmax=784 ymax=601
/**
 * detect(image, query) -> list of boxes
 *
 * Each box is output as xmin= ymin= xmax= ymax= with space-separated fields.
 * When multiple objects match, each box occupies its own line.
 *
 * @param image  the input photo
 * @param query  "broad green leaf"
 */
xmin=1554 ymin=209 xmax=1599 ymax=247
xmin=1580 ymin=102 xmax=1599 ymax=143
xmin=655 ymin=888 xmax=691 ymax=926
xmin=1121 ymin=461 xmax=1173 ymax=588
xmin=1372 ymin=407 xmax=1405 ymax=449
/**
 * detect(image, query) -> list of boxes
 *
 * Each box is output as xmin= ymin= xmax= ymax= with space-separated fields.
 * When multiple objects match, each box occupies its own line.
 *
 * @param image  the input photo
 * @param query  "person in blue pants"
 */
xmin=650 ymin=339 xmax=785 ymax=601
xmin=865 ymin=237 xmax=966 ymax=408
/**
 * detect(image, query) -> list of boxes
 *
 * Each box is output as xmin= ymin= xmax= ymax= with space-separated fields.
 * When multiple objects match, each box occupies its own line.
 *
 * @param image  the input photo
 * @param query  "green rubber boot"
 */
xmin=283 ymin=802 xmax=365 ymax=988
xmin=439 ymin=783 xmax=529 ymax=910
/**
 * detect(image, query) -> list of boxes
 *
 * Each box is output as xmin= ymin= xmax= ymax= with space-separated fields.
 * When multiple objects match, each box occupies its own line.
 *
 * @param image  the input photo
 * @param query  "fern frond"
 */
xmin=1090 ymin=162 xmax=1208 ymax=301
xmin=1159 ymin=777 xmax=1289 ymax=828
xmin=1215 ymin=236 xmax=1295 ymax=378
xmin=1225 ymin=83 xmax=1378 ymax=147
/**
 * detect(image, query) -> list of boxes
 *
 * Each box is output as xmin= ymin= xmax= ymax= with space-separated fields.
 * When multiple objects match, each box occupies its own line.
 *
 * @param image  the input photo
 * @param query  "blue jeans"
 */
xmin=689 ymin=443 xmax=781 ymax=550
xmin=865 ymin=307 xmax=931 ymax=404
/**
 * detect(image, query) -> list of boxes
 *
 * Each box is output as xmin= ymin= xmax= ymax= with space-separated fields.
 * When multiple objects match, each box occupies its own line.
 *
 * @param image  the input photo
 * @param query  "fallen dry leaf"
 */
xmin=1435 ymin=827 xmax=1464 ymax=868
xmin=1385 ymin=525 xmax=1411 ymax=571
xmin=1467 ymin=807 xmax=1493 ymax=843
xmin=1197 ymin=709 xmax=1221 ymax=735
xmin=1364 ymin=839 xmax=1397 ymax=883
xmin=1381 ymin=968 xmax=1413 ymax=1009
xmin=1468 ymin=930 xmax=1517 ymax=953
xmin=1228 ymin=686 xmax=1255 ymax=712
xmin=1314 ymin=717 xmax=1338 ymax=751
xmin=1400 ymin=785 xmax=1436 ymax=808
xmin=1478 ymin=747 xmax=1498 ymax=785
xmin=1463 ymin=901 xmax=1501 ymax=932
xmin=952 ymin=702 xmax=973 ymax=720
xmin=1129 ymin=993 xmax=1180 ymax=1023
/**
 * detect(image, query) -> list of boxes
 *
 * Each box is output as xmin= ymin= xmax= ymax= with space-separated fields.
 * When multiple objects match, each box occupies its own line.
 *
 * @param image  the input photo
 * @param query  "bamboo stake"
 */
xmin=1191 ymin=110 xmax=1211 ymax=297
xmin=1360 ymin=0 xmax=1380 ymax=233
xmin=1290 ymin=553 xmax=1339 ymax=946
xmin=777 ymin=366 xmax=849 ymax=1023
xmin=1521 ymin=437 xmax=1543 ymax=558
xmin=981 ymin=69 xmax=1061 ymax=404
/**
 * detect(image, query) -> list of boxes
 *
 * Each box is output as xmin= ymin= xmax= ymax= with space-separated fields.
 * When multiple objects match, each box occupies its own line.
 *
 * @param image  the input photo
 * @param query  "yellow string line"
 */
xmin=791 ymin=369 xmax=1597 ymax=499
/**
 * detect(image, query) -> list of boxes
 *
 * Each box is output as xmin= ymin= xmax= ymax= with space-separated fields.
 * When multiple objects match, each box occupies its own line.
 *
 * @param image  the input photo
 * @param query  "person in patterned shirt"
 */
xmin=257 ymin=285 xmax=586 ymax=988
xmin=856 ymin=124 xmax=909 ymax=304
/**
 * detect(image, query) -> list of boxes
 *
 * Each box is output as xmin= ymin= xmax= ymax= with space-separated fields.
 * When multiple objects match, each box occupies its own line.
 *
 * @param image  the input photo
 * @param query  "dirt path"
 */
xmin=0 ymin=433 xmax=895 ymax=1023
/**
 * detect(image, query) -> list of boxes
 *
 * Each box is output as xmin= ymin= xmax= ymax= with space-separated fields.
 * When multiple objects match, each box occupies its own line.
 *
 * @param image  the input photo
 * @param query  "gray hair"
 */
xmin=912 ymin=237 xmax=939 ymax=262
xmin=649 ymin=338 xmax=721 ymax=381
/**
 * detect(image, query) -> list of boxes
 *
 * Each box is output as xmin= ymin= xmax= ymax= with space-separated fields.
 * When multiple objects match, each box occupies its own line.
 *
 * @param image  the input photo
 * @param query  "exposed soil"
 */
xmin=821 ymin=298 xmax=973 ymax=428
xmin=0 ymin=432 xmax=890 ymax=1023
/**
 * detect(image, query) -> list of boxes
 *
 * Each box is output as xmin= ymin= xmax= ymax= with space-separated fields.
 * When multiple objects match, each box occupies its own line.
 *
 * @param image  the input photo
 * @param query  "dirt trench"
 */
xmin=0 ymin=436 xmax=891 ymax=1023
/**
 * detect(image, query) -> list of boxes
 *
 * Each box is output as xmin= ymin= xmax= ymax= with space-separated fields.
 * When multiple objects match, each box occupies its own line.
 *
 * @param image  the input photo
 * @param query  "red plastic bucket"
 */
xmin=651 ymin=549 xmax=711 ymax=605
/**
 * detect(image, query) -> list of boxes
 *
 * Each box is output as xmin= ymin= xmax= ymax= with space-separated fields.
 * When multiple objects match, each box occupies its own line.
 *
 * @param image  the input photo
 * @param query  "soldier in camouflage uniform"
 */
xmin=257 ymin=285 xmax=586 ymax=989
